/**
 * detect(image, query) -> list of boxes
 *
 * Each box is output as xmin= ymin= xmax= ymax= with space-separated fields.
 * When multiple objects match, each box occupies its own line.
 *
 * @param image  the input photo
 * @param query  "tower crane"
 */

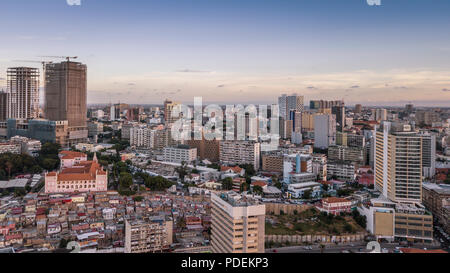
xmin=12 ymin=60 xmax=53 ymax=72
xmin=38 ymin=56 xmax=78 ymax=62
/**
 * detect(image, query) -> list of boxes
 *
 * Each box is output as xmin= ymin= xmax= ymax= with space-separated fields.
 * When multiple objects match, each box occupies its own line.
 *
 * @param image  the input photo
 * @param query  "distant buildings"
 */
xmin=278 ymin=94 xmax=304 ymax=121
xmin=211 ymin=192 xmax=265 ymax=253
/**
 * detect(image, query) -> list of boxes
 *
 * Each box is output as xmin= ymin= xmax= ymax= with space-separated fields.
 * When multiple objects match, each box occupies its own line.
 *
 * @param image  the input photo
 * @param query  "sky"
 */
xmin=0 ymin=0 xmax=450 ymax=106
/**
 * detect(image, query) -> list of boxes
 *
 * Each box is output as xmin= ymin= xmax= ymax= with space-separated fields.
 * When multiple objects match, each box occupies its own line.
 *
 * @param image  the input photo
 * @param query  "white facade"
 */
xmin=314 ymin=114 xmax=336 ymax=149
xmin=163 ymin=146 xmax=197 ymax=163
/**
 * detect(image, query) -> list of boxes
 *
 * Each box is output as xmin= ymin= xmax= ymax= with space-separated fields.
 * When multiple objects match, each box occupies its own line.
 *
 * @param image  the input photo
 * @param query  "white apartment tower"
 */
xmin=7 ymin=67 xmax=40 ymax=119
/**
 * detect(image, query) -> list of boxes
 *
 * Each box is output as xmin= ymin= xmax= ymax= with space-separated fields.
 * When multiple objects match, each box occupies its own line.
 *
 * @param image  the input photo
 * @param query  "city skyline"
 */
xmin=1 ymin=0 xmax=450 ymax=106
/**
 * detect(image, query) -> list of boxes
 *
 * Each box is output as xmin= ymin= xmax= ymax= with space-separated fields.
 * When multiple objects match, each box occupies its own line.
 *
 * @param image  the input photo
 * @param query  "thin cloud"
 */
xmin=176 ymin=69 xmax=210 ymax=73
xmin=217 ymin=84 xmax=225 ymax=88
xmin=350 ymin=85 xmax=360 ymax=89
xmin=443 ymin=88 xmax=450 ymax=92
xmin=307 ymin=86 xmax=317 ymax=90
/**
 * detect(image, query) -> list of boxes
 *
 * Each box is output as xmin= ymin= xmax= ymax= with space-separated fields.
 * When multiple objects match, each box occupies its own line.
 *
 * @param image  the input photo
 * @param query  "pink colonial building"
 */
xmin=59 ymin=151 xmax=88 ymax=169
xmin=45 ymin=154 xmax=108 ymax=194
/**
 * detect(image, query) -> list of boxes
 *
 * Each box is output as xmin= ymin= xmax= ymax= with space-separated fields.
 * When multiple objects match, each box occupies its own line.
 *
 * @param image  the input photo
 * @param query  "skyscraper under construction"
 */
xmin=44 ymin=61 xmax=88 ymax=146
xmin=7 ymin=67 xmax=40 ymax=120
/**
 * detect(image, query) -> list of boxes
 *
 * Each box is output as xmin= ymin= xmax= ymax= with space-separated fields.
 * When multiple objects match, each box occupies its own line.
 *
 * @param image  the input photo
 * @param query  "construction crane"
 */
xmin=38 ymin=56 xmax=78 ymax=62
xmin=12 ymin=60 xmax=53 ymax=72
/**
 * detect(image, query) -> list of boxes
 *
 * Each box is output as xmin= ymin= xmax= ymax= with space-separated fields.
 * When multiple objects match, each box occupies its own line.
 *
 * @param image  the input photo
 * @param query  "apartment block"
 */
xmin=163 ymin=145 xmax=197 ymax=164
xmin=220 ymin=141 xmax=261 ymax=170
xmin=125 ymin=216 xmax=173 ymax=253
xmin=211 ymin=192 xmax=265 ymax=253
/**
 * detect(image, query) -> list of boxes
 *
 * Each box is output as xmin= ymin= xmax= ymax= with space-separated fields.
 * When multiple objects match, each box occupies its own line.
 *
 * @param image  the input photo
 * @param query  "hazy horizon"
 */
xmin=1 ymin=0 xmax=450 ymax=106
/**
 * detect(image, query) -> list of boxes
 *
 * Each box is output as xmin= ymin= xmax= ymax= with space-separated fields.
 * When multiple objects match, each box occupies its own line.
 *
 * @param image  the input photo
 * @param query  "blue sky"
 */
xmin=1 ymin=0 xmax=450 ymax=106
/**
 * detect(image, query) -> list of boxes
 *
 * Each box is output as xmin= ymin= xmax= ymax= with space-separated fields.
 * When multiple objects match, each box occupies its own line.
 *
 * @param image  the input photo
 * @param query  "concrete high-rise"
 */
xmin=44 ymin=61 xmax=88 ymax=147
xmin=314 ymin=114 xmax=336 ymax=149
xmin=332 ymin=104 xmax=345 ymax=132
xmin=0 ymin=91 xmax=8 ymax=121
xmin=44 ymin=61 xmax=87 ymax=127
xmin=375 ymin=122 xmax=423 ymax=203
xmin=211 ymin=192 xmax=265 ymax=253
xmin=6 ymin=67 xmax=40 ymax=120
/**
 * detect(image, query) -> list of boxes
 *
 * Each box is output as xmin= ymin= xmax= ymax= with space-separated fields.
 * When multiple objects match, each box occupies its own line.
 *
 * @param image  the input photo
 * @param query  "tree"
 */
xmin=344 ymin=223 xmax=354 ymax=233
xmin=133 ymin=196 xmax=144 ymax=202
xmin=322 ymin=184 xmax=329 ymax=192
xmin=303 ymin=189 xmax=312 ymax=200
xmin=253 ymin=185 xmax=263 ymax=195
xmin=119 ymin=172 xmax=133 ymax=188
xmin=59 ymin=238 xmax=68 ymax=249
xmin=221 ymin=177 xmax=233 ymax=190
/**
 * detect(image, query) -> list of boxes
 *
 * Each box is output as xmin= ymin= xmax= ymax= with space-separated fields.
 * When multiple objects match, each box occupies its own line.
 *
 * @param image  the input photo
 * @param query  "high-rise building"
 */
xmin=6 ymin=67 xmax=40 ymax=120
xmin=372 ymin=108 xmax=387 ymax=122
xmin=187 ymin=135 xmax=220 ymax=163
xmin=164 ymin=99 xmax=180 ymax=126
xmin=375 ymin=122 xmax=423 ymax=203
xmin=278 ymin=94 xmax=304 ymax=120
xmin=420 ymin=132 xmax=436 ymax=179
xmin=355 ymin=104 xmax=362 ymax=114
xmin=45 ymin=61 xmax=87 ymax=127
xmin=211 ymin=192 xmax=265 ymax=253
xmin=332 ymin=104 xmax=345 ymax=132
xmin=44 ymin=61 xmax=88 ymax=146
xmin=313 ymin=114 xmax=336 ymax=149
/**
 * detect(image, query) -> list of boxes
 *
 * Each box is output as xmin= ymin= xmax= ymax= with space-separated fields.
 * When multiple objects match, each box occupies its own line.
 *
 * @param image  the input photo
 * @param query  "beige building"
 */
xmin=211 ymin=192 xmax=265 ymax=253
xmin=124 ymin=217 xmax=173 ymax=253
xmin=261 ymin=152 xmax=284 ymax=173
xmin=375 ymin=122 xmax=423 ymax=203
xmin=164 ymin=99 xmax=181 ymax=126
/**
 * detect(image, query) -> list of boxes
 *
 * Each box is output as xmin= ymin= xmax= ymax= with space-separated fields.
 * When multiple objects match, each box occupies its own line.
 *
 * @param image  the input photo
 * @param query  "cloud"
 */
xmin=350 ymin=85 xmax=360 ymax=89
xmin=176 ymin=69 xmax=210 ymax=73
xmin=394 ymin=86 xmax=409 ymax=89
xmin=128 ymin=83 xmax=136 ymax=86
xmin=217 ymin=84 xmax=225 ymax=88
xmin=307 ymin=86 xmax=317 ymax=90
xmin=443 ymin=88 xmax=450 ymax=92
